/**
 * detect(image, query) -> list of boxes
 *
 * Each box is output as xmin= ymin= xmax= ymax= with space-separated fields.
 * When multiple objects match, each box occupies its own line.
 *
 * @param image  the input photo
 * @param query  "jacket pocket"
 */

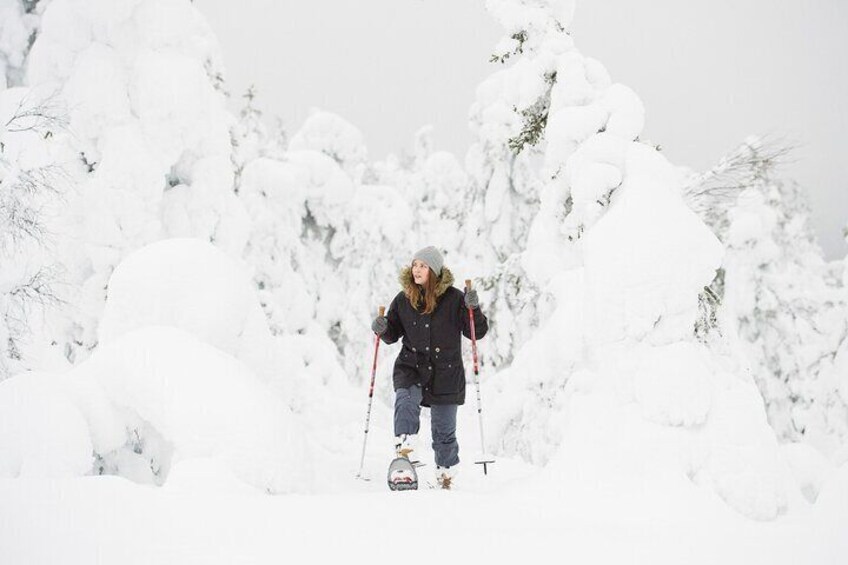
xmin=430 ymin=356 xmax=464 ymax=395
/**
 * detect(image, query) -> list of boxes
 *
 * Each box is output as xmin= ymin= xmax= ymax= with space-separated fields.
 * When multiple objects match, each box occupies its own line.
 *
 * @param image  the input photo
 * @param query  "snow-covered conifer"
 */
xmin=239 ymin=112 xmax=413 ymax=391
xmin=458 ymin=0 xmax=580 ymax=367
xmin=372 ymin=126 xmax=466 ymax=254
xmin=231 ymin=85 xmax=286 ymax=192
xmin=692 ymin=138 xmax=848 ymax=460
xmin=288 ymin=109 xmax=368 ymax=179
xmin=22 ymin=0 xmax=250 ymax=363
xmin=487 ymin=1 xmax=800 ymax=520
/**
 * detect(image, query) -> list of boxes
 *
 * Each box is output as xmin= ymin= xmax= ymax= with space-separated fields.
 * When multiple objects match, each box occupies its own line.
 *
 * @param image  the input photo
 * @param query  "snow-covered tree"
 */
xmin=485 ymin=0 xmax=801 ymax=520
xmin=682 ymin=136 xmax=794 ymax=341
xmin=472 ymin=0 xmax=640 ymax=371
xmin=288 ymin=109 xmax=368 ymax=179
xmin=21 ymin=0 xmax=250 ymax=364
xmin=458 ymin=0 xmax=578 ymax=368
xmin=231 ymin=85 xmax=286 ymax=192
xmin=239 ymin=110 xmax=415 ymax=392
xmin=372 ymin=125 xmax=466 ymax=254
xmin=688 ymin=137 xmax=848 ymax=461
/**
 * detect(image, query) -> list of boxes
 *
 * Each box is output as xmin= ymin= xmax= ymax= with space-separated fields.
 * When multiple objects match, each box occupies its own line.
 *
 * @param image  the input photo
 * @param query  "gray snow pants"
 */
xmin=394 ymin=385 xmax=459 ymax=468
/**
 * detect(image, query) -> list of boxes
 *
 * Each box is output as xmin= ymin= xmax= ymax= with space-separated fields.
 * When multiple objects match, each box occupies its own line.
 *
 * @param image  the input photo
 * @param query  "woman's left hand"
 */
xmin=464 ymin=289 xmax=479 ymax=310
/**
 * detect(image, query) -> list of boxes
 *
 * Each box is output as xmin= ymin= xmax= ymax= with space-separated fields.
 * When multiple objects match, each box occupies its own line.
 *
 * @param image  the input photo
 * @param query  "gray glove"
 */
xmin=464 ymin=289 xmax=480 ymax=310
xmin=371 ymin=316 xmax=388 ymax=335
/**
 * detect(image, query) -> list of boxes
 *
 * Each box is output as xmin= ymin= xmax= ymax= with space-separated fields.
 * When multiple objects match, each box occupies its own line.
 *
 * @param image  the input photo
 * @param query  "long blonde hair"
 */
xmin=405 ymin=268 xmax=439 ymax=315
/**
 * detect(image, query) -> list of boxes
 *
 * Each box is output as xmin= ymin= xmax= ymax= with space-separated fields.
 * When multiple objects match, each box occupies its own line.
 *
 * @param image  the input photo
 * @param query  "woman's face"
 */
xmin=411 ymin=259 xmax=430 ymax=285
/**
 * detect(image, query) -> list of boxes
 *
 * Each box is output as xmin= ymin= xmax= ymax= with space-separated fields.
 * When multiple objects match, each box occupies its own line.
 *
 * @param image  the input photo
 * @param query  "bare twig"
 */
xmin=682 ymin=134 xmax=797 ymax=234
xmin=3 ymin=88 xmax=69 ymax=133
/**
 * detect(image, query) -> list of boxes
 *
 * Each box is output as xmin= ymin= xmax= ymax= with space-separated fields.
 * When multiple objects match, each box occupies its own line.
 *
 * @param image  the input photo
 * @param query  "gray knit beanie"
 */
xmin=412 ymin=246 xmax=444 ymax=276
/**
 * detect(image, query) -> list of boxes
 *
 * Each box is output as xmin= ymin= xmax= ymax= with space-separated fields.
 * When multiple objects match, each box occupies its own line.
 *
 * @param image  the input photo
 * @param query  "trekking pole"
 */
xmin=356 ymin=305 xmax=385 ymax=480
xmin=466 ymin=280 xmax=495 ymax=475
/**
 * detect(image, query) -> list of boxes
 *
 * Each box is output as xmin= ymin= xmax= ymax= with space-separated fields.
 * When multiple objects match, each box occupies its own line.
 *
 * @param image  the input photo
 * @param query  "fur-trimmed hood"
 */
xmin=399 ymin=265 xmax=455 ymax=298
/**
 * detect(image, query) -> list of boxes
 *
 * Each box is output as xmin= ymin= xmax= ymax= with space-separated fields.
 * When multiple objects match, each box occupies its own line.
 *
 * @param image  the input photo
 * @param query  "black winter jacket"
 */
xmin=380 ymin=266 xmax=488 ymax=406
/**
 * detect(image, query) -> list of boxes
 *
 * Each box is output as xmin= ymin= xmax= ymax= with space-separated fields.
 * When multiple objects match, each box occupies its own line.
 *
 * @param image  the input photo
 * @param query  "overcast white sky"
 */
xmin=197 ymin=0 xmax=847 ymax=259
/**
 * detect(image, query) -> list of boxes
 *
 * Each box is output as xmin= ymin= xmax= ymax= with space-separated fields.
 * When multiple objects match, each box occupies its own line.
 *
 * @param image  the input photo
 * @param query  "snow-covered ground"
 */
xmin=2 ymin=301 xmax=847 ymax=564
xmin=2 ymin=437 xmax=846 ymax=565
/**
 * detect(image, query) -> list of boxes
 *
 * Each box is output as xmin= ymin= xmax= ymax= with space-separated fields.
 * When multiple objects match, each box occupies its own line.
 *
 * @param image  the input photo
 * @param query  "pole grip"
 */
xmin=378 ymin=306 xmax=385 ymax=317
xmin=465 ymin=279 xmax=472 ymax=290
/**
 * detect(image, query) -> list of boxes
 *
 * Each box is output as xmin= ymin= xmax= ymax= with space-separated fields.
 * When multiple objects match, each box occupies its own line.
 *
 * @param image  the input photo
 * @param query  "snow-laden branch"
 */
xmin=682 ymin=135 xmax=796 ymax=234
xmin=3 ymin=88 xmax=69 ymax=134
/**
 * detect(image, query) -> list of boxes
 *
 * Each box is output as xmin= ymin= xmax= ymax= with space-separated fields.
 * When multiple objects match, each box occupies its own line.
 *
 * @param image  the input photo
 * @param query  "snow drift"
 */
xmin=0 ymin=238 xmax=311 ymax=493
xmin=99 ymin=237 xmax=280 ymax=382
xmin=72 ymin=325 xmax=308 ymax=494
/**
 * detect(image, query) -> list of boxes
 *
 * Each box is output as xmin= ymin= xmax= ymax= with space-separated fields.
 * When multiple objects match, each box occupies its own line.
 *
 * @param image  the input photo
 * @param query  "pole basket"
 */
xmin=474 ymin=458 xmax=496 ymax=475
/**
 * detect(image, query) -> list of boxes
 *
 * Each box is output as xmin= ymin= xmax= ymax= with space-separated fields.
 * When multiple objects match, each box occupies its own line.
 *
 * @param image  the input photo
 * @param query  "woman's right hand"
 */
xmin=371 ymin=316 xmax=388 ymax=335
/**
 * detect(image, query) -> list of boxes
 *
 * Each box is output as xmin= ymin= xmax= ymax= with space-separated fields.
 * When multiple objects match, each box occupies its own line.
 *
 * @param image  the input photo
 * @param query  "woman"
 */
xmin=371 ymin=246 xmax=488 ymax=488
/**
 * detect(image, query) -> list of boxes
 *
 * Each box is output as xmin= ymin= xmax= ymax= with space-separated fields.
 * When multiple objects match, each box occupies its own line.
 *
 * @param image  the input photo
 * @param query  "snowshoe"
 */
xmin=387 ymin=456 xmax=418 ymax=491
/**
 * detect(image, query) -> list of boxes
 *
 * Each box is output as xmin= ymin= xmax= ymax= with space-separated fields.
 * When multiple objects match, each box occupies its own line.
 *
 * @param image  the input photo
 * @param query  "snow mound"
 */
xmin=781 ymin=442 xmax=834 ymax=503
xmin=522 ymin=342 xmax=795 ymax=521
xmin=814 ymin=462 xmax=848 ymax=525
xmin=691 ymin=367 xmax=794 ymax=520
xmin=2 ymin=234 xmax=320 ymax=492
xmin=631 ymin=342 xmax=712 ymax=427
xmin=162 ymin=457 xmax=264 ymax=496
xmin=72 ymin=326 xmax=308 ymax=494
xmin=99 ymin=238 xmax=277 ymax=381
xmin=0 ymin=372 xmax=93 ymax=478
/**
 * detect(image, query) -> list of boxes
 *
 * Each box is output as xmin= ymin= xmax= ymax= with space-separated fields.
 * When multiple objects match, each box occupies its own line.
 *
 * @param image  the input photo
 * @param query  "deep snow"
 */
xmin=1 ymin=447 xmax=847 ymax=565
